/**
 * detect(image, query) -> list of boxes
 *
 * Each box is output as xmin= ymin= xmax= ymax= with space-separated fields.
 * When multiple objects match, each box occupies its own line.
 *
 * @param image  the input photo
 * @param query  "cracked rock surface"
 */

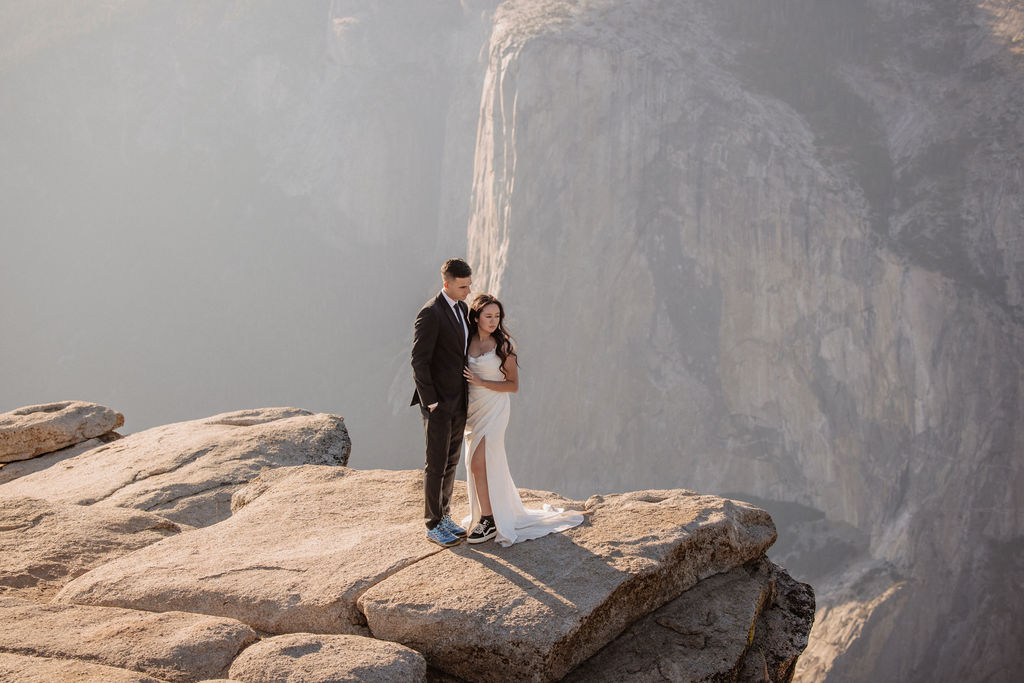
xmin=0 ymin=496 xmax=188 ymax=601
xmin=56 ymin=465 xmax=780 ymax=682
xmin=0 ymin=596 xmax=257 ymax=682
xmin=55 ymin=467 xmax=449 ymax=634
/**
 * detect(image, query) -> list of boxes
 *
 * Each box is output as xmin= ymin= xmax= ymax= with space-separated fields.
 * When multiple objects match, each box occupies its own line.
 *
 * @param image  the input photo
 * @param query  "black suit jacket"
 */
xmin=410 ymin=293 xmax=468 ymax=411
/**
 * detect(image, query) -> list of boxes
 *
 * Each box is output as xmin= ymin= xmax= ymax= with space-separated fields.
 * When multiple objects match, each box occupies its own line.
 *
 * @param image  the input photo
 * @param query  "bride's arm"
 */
xmin=463 ymin=354 xmax=519 ymax=393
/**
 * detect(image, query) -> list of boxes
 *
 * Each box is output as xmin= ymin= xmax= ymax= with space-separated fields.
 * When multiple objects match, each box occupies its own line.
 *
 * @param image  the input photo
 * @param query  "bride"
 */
xmin=461 ymin=294 xmax=583 ymax=546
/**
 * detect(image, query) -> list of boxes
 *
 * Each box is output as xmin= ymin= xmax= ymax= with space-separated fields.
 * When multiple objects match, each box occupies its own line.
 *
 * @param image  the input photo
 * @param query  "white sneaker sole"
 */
xmin=468 ymin=531 xmax=496 ymax=544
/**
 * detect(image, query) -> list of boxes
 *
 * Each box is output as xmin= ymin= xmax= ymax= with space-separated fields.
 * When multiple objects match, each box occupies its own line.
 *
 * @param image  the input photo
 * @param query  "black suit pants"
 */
xmin=421 ymin=401 xmax=466 ymax=529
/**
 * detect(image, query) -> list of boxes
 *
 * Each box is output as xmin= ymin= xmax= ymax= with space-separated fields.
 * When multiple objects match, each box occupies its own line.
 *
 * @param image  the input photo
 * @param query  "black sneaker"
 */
xmin=467 ymin=517 xmax=497 ymax=544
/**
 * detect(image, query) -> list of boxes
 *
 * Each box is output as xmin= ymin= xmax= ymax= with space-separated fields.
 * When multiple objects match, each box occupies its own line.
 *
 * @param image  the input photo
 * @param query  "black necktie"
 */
xmin=454 ymin=304 xmax=467 ymax=348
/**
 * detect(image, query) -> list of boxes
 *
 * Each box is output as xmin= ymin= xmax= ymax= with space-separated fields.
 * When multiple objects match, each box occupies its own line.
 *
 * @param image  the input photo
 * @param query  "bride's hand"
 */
xmin=463 ymin=366 xmax=483 ymax=386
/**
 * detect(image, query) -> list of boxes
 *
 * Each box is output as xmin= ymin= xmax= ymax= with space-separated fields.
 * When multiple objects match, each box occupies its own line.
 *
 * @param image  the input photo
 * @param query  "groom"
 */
xmin=411 ymin=258 xmax=472 ymax=547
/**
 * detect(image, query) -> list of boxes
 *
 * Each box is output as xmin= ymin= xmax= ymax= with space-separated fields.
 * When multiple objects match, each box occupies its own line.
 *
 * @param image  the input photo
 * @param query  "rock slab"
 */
xmin=0 ymin=596 xmax=257 ymax=681
xmin=48 ymin=465 xmax=797 ymax=681
xmin=358 ymin=489 xmax=777 ymax=682
xmin=0 ymin=496 xmax=188 ymax=601
xmin=55 ymin=466 xmax=451 ymax=634
xmin=0 ymin=432 xmax=121 ymax=485
xmin=0 ymin=652 xmax=164 ymax=682
xmin=0 ymin=401 xmax=124 ymax=463
xmin=55 ymin=465 xmax=776 ymax=683
xmin=0 ymin=407 xmax=351 ymax=527
xmin=228 ymin=633 xmax=426 ymax=683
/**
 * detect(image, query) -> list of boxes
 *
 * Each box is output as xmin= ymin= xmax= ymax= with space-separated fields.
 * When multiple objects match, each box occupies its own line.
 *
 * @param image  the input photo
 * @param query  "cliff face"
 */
xmin=3 ymin=1 xmax=1021 ymax=679
xmin=467 ymin=1 xmax=1024 ymax=681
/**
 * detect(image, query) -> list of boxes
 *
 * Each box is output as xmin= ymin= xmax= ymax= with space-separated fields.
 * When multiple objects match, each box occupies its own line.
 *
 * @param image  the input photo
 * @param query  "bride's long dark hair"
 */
xmin=468 ymin=293 xmax=517 ymax=378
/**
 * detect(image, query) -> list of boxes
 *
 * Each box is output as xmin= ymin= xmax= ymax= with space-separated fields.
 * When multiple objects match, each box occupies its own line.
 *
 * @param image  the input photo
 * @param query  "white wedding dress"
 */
xmin=462 ymin=350 xmax=583 ymax=547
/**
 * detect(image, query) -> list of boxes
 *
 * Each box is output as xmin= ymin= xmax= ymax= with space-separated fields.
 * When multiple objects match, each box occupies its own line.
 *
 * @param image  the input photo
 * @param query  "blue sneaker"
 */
xmin=426 ymin=524 xmax=461 ymax=547
xmin=439 ymin=513 xmax=467 ymax=538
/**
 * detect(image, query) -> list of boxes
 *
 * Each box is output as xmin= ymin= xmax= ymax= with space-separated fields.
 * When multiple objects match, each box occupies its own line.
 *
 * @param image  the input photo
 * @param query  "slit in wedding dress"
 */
xmin=470 ymin=435 xmax=488 ymax=476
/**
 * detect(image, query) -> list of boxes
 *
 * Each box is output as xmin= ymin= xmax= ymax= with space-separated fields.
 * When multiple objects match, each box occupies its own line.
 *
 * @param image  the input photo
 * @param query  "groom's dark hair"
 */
xmin=441 ymin=258 xmax=472 ymax=280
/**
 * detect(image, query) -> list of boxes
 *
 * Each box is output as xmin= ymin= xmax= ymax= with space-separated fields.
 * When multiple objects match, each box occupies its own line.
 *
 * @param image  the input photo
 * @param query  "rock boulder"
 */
xmin=0 ymin=401 xmax=123 ymax=463
xmin=0 ymin=407 xmax=351 ymax=527
xmin=0 ymin=496 xmax=188 ymax=601
xmin=227 ymin=633 xmax=426 ymax=683
xmin=0 ymin=596 xmax=257 ymax=682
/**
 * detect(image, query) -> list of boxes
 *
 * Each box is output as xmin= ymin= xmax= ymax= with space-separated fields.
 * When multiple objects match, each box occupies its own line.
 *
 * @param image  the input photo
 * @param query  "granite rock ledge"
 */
xmin=0 ymin=405 xmax=812 ymax=681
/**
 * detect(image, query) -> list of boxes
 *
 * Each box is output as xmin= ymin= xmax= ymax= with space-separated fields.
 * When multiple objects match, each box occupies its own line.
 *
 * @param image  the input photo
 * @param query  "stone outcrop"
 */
xmin=359 ymin=489 xmax=776 ymax=682
xmin=0 ymin=395 xmax=812 ymax=680
xmin=0 ymin=407 xmax=351 ymax=527
xmin=565 ymin=558 xmax=814 ymax=683
xmin=0 ymin=596 xmax=257 ymax=681
xmin=227 ymin=633 xmax=426 ymax=683
xmin=0 ymin=401 xmax=123 ymax=463
xmin=0 ymin=496 xmax=188 ymax=601
xmin=0 ymin=432 xmax=121 ymax=485
xmin=56 ymin=464 xmax=785 ymax=682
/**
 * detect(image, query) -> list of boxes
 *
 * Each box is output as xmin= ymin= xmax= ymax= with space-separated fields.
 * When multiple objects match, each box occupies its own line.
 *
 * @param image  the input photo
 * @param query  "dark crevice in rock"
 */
xmin=78 ymin=448 xmax=217 ymax=506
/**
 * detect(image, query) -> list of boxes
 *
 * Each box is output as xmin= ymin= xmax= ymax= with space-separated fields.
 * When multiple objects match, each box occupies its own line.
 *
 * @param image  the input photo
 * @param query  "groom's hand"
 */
xmin=428 ymin=402 xmax=438 ymax=412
